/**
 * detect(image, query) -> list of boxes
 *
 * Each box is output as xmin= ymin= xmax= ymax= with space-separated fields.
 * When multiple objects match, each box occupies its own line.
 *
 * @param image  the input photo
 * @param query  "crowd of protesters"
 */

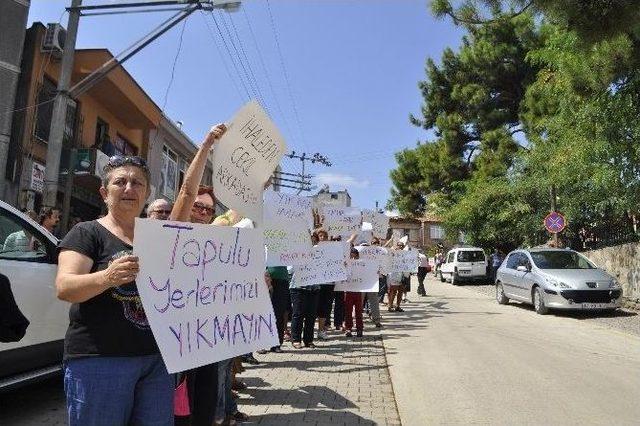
xmin=52 ymin=124 xmax=428 ymax=425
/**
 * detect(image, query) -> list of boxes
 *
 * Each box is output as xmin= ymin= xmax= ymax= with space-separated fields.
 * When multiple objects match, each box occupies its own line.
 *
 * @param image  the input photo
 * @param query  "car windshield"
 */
xmin=530 ymin=251 xmax=595 ymax=269
xmin=457 ymin=250 xmax=484 ymax=262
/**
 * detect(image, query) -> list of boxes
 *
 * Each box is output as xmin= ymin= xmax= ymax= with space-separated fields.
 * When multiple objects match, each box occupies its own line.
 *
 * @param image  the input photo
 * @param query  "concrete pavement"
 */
xmin=383 ymin=276 xmax=640 ymax=425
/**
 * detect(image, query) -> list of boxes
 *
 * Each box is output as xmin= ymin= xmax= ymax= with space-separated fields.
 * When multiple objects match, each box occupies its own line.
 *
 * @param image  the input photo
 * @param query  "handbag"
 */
xmin=174 ymin=375 xmax=190 ymax=417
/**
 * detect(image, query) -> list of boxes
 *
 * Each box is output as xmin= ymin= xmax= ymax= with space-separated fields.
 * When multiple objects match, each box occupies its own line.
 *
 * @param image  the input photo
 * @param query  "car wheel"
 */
xmin=439 ymin=271 xmax=445 ymax=282
xmin=451 ymin=273 xmax=459 ymax=286
xmin=496 ymin=282 xmax=509 ymax=305
xmin=533 ymin=286 xmax=549 ymax=315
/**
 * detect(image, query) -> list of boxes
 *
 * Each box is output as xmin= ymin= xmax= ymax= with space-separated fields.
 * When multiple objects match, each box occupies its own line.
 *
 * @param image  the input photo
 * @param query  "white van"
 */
xmin=439 ymin=247 xmax=488 ymax=285
xmin=0 ymin=200 xmax=68 ymax=390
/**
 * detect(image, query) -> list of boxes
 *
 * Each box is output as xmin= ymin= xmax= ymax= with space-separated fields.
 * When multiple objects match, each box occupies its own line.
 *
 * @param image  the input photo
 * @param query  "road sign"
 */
xmin=544 ymin=211 xmax=567 ymax=234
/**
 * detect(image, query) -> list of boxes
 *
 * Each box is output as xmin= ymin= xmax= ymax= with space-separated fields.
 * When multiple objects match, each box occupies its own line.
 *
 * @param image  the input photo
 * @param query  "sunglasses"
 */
xmin=151 ymin=209 xmax=172 ymax=215
xmin=105 ymin=155 xmax=149 ymax=172
xmin=192 ymin=202 xmax=214 ymax=215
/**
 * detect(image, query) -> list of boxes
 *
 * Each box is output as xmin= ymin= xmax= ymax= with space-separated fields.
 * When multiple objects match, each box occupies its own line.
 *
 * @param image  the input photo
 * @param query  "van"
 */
xmin=439 ymin=247 xmax=487 ymax=285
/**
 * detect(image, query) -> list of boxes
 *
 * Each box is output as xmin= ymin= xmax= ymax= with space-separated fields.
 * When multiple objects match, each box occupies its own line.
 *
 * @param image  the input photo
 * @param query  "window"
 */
xmin=457 ymin=250 xmax=485 ymax=262
xmin=530 ymin=251 xmax=595 ymax=270
xmin=0 ymin=210 xmax=49 ymax=261
xmin=95 ymin=117 xmax=109 ymax=150
xmin=34 ymin=77 xmax=57 ymax=142
xmin=430 ymin=225 xmax=445 ymax=240
xmin=113 ymin=134 xmax=137 ymax=156
xmin=161 ymin=146 xmax=178 ymax=201
xmin=447 ymin=252 xmax=454 ymax=263
xmin=506 ymin=253 xmax=522 ymax=270
xmin=178 ymin=159 xmax=187 ymax=191
xmin=409 ymin=228 xmax=420 ymax=242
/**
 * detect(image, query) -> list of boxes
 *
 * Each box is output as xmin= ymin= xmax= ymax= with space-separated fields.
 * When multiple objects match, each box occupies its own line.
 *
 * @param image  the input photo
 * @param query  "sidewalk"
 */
xmin=236 ymin=326 xmax=401 ymax=426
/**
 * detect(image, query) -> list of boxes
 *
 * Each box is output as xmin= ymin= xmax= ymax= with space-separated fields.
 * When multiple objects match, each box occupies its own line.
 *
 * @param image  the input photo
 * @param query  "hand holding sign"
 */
xmin=211 ymin=101 xmax=287 ymax=222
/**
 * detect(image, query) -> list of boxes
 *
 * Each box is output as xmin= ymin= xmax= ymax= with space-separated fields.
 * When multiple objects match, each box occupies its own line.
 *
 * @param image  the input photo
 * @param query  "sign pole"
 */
xmin=550 ymin=185 xmax=558 ymax=245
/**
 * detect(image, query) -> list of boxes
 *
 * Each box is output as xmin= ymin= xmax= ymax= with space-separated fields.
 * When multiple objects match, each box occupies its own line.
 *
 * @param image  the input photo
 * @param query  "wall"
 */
xmin=584 ymin=243 xmax=640 ymax=303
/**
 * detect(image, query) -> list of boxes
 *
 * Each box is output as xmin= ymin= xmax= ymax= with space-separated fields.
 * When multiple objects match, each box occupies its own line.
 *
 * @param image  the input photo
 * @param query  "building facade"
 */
xmin=387 ymin=214 xmax=446 ymax=252
xmin=5 ymin=23 xmax=161 ymax=219
xmin=312 ymin=185 xmax=351 ymax=208
xmin=0 ymin=0 xmax=31 ymax=201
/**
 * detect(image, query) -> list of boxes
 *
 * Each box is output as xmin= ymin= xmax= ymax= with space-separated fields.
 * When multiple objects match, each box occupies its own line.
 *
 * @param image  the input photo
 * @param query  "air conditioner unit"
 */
xmin=42 ymin=23 xmax=67 ymax=56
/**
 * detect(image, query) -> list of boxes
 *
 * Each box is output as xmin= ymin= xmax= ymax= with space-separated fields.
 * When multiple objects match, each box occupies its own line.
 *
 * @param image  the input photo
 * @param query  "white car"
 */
xmin=439 ymin=246 xmax=488 ymax=285
xmin=0 ymin=200 xmax=68 ymax=390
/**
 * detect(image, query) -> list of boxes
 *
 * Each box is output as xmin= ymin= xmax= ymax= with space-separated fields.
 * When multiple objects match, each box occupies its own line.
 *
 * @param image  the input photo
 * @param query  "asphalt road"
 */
xmin=383 ymin=276 xmax=640 ymax=426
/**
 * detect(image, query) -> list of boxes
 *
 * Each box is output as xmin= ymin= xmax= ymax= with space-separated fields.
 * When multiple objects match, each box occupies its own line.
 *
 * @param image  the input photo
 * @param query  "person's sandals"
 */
xmin=395 ymin=306 xmax=405 ymax=312
xmin=356 ymin=331 xmax=363 ymax=337
xmin=304 ymin=342 xmax=316 ymax=348
xmin=233 ymin=411 xmax=250 ymax=422
xmin=232 ymin=380 xmax=247 ymax=391
xmin=292 ymin=342 xmax=303 ymax=349
xmin=270 ymin=346 xmax=283 ymax=353
xmin=345 ymin=330 xmax=353 ymax=337
xmin=388 ymin=306 xmax=394 ymax=312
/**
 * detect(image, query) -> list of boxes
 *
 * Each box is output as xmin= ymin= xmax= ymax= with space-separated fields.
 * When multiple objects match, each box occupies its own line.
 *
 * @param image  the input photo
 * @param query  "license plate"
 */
xmin=459 ymin=270 xmax=471 ymax=275
xmin=581 ymin=303 xmax=612 ymax=309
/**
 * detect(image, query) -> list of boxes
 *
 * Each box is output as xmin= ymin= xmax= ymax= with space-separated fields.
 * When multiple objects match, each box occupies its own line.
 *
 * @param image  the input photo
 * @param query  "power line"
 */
xmin=207 ymin=11 xmax=253 ymax=101
xmin=160 ymin=18 xmax=187 ymax=110
xmin=225 ymin=12 xmax=269 ymax=113
xmin=214 ymin=10 xmax=260 ymax=102
xmin=199 ymin=11 xmax=247 ymax=103
xmin=241 ymin=6 xmax=296 ymax=149
xmin=265 ymin=0 xmax=307 ymax=151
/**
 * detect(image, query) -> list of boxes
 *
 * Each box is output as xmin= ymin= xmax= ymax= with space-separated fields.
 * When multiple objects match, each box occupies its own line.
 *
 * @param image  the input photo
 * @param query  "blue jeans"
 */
xmin=64 ymin=354 xmax=173 ymax=426
xmin=215 ymin=359 xmax=237 ymax=422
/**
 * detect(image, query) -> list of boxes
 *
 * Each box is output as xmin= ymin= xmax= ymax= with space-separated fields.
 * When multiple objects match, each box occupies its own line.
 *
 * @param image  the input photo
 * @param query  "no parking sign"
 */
xmin=544 ymin=211 xmax=567 ymax=234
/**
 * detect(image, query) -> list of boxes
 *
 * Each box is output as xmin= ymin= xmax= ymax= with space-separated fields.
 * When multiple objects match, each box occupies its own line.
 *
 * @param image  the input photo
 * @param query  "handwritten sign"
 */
xmin=322 ymin=206 xmax=362 ymax=237
xmin=290 ymin=242 xmax=347 ymax=287
xmin=211 ymin=101 xmax=287 ymax=222
xmin=133 ymin=219 xmax=278 ymax=373
xmin=388 ymin=249 xmax=419 ymax=274
xmin=363 ymin=210 xmax=389 ymax=239
xmin=263 ymin=191 xmax=313 ymax=266
xmin=356 ymin=245 xmax=389 ymax=273
xmin=334 ymin=259 xmax=380 ymax=292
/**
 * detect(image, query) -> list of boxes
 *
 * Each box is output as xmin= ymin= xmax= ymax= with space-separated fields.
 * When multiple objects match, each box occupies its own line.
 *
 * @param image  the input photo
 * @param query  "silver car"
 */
xmin=495 ymin=248 xmax=623 ymax=315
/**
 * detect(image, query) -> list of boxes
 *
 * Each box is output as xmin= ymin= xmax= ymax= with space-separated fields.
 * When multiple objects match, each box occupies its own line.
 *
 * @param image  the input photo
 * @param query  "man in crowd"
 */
xmin=146 ymin=198 xmax=173 ymax=220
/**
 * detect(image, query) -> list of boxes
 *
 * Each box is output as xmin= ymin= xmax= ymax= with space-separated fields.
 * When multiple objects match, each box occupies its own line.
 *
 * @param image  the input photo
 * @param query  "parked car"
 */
xmin=495 ymin=248 xmax=623 ymax=314
xmin=439 ymin=246 xmax=488 ymax=285
xmin=0 ymin=200 xmax=67 ymax=390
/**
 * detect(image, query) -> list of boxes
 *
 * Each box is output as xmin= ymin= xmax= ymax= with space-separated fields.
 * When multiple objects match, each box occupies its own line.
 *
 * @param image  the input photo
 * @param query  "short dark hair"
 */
xmin=197 ymin=185 xmax=215 ymax=201
xmin=38 ymin=206 xmax=59 ymax=225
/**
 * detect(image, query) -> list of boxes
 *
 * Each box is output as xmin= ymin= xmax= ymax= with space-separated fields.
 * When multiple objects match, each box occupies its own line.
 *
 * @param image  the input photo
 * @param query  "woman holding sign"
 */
xmin=170 ymin=124 xmax=228 ymax=426
xmin=55 ymin=156 xmax=173 ymax=425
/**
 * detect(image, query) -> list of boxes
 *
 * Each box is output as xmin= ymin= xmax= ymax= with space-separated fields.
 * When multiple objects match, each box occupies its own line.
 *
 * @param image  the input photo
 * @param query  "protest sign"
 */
xmin=356 ymin=222 xmax=374 ymax=245
xmin=322 ymin=206 xmax=362 ymax=237
xmin=388 ymin=248 xmax=419 ymax=274
xmin=363 ymin=210 xmax=390 ymax=239
xmin=290 ymin=242 xmax=347 ymax=287
xmin=263 ymin=191 xmax=313 ymax=228
xmin=133 ymin=219 xmax=278 ymax=373
xmin=211 ymin=101 xmax=287 ymax=222
xmin=356 ymin=245 xmax=389 ymax=272
xmin=263 ymin=191 xmax=313 ymax=266
xmin=334 ymin=259 xmax=380 ymax=292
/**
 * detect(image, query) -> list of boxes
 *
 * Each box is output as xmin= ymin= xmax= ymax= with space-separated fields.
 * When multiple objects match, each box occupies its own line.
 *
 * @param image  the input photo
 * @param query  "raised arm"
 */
xmin=170 ymin=124 xmax=226 ymax=222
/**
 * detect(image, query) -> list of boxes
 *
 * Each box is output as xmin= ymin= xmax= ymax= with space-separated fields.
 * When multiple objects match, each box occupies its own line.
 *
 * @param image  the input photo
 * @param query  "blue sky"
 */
xmin=28 ymin=0 xmax=464 ymax=210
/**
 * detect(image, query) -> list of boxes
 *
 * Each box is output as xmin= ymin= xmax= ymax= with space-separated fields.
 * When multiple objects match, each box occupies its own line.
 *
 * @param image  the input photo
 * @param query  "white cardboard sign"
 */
xmin=211 ymin=101 xmax=287 ymax=222
xmin=133 ymin=219 xmax=278 ymax=373
xmin=290 ymin=242 xmax=347 ymax=287
xmin=356 ymin=245 xmax=389 ymax=273
xmin=322 ymin=206 xmax=362 ymax=237
xmin=263 ymin=191 xmax=313 ymax=266
xmin=363 ymin=210 xmax=390 ymax=239
xmin=388 ymin=248 xmax=419 ymax=274
xmin=334 ymin=259 xmax=380 ymax=292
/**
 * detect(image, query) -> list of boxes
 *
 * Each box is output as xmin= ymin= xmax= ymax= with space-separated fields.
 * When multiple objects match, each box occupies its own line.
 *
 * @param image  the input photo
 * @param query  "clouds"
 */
xmin=314 ymin=173 xmax=370 ymax=189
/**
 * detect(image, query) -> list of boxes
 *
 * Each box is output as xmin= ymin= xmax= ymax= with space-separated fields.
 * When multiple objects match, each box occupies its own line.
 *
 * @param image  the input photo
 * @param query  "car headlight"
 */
xmin=545 ymin=277 xmax=571 ymax=288
xmin=609 ymin=280 xmax=621 ymax=289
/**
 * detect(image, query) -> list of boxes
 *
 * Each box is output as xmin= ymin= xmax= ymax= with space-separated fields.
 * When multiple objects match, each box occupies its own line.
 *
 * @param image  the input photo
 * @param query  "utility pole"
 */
xmin=42 ymin=0 xmax=237 ymax=218
xmin=287 ymin=151 xmax=331 ymax=194
xmin=60 ymin=148 xmax=77 ymax=234
xmin=42 ymin=0 xmax=82 ymax=208
xmin=550 ymin=184 xmax=558 ymax=245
